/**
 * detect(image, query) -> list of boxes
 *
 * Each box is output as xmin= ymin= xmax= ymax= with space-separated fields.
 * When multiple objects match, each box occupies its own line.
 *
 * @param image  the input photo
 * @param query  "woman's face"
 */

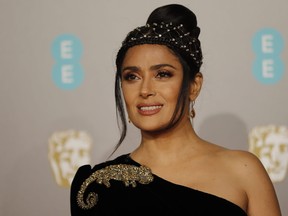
xmin=121 ymin=44 xmax=185 ymax=132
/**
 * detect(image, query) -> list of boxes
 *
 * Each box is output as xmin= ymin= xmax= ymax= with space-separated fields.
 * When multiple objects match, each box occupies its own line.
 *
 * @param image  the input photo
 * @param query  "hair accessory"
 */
xmin=119 ymin=22 xmax=203 ymax=68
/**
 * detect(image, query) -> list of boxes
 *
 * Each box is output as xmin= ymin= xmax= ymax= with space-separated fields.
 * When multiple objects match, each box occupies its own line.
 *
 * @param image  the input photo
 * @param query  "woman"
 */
xmin=71 ymin=4 xmax=281 ymax=215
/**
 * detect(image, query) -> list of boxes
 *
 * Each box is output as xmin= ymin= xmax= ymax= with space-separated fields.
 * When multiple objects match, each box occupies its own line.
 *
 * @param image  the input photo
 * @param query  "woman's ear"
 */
xmin=189 ymin=72 xmax=203 ymax=101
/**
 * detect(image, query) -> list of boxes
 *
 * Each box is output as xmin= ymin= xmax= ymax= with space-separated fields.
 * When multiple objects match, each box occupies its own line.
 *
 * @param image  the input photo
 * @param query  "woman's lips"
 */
xmin=137 ymin=104 xmax=163 ymax=116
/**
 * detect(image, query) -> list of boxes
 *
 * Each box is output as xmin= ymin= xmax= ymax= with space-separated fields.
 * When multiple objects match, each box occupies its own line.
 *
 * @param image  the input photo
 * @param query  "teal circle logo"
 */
xmin=51 ymin=34 xmax=84 ymax=90
xmin=252 ymin=28 xmax=284 ymax=85
xmin=52 ymin=63 xmax=84 ymax=90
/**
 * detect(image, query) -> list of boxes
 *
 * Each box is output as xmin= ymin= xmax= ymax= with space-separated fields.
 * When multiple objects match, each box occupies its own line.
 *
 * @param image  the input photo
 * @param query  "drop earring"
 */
xmin=190 ymin=101 xmax=196 ymax=118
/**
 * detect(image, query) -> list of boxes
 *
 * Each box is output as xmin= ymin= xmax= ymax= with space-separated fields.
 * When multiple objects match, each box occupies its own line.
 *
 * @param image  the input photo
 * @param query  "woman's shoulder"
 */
xmin=216 ymin=148 xmax=265 ymax=173
xmin=73 ymin=153 xmax=131 ymax=178
xmin=70 ymin=153 xmax=131 ymax=214
xmin=215 ymin=148 xmax=281 ymax=215
xmin=200 ymin=141 xmax=269 ymax=182
xmin=215 ymin=148 xmax=274 ymax=192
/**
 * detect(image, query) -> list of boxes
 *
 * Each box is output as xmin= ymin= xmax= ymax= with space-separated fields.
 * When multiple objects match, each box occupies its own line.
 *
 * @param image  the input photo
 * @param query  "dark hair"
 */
xmin=112 ymin=4 xmax=202 ymax=155
xmin=147 ymin=4 xmax=200 ymax=38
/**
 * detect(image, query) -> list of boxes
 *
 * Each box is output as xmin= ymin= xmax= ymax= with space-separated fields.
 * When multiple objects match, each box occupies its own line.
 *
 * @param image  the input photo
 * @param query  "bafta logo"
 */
xmin=48 ymin=130 xmax=92 ymax=187
xmin=249 ymin=125 xmax=288 ymax=182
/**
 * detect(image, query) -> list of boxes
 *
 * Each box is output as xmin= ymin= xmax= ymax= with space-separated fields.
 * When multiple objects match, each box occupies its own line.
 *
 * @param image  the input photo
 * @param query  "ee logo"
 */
xmin=51 ymin=34 xmax=84 ymax=90
xmin=252 ymin=28 xmax=284 ymax=85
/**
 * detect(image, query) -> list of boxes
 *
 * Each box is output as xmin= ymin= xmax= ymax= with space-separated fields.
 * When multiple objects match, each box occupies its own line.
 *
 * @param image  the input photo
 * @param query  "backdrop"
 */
xmin=0 ymin=0 xmax=287 ymax=215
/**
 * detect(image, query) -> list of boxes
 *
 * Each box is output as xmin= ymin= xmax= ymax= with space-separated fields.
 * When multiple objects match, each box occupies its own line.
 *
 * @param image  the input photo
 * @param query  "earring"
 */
xmin=190 ymin=108 xmax=195 ymax=118
xmin=128 ymin=118 xmax=131 ymax=123
xmin=190 ymin=101 xmax=196 ymax=118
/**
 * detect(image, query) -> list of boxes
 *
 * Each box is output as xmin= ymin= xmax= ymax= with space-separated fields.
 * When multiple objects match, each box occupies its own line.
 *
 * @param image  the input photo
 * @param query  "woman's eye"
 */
xmin=156 ymin=71 xmax=172 ymax=78
xmin=123 ymin=73 xmax=138 ymax=81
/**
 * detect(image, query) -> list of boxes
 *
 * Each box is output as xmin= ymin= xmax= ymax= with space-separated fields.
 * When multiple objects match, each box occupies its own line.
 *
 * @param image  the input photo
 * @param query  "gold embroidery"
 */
xmin=77 ymin=164 xmax=154 ymax=209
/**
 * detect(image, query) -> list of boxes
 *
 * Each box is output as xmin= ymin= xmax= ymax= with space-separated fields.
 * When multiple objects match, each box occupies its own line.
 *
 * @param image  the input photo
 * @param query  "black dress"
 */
xmin=71 ymin=154 xmax=247 ymax=216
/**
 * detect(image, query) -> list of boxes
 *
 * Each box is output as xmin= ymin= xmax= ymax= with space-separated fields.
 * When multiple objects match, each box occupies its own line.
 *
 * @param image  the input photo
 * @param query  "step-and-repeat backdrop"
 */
xmin=0 ymin=0 xmax=287 ymax=215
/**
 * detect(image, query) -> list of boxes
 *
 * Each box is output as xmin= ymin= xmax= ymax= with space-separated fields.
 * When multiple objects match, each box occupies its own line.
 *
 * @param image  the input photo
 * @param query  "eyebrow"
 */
xmin=122 ymin=66 xmax=139 ymax=73
xmin=150 ymin=64 xmax=176 ymax=70
xmin=122 ymin=64 xmax=176 ymax=73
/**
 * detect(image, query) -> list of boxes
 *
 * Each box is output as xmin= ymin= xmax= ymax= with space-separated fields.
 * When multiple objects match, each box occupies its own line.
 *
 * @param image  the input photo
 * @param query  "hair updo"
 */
xmin=112 ymin=4 xmax=203 ymax=155
xmin=146 ymin=4 xmax=200 ymax=38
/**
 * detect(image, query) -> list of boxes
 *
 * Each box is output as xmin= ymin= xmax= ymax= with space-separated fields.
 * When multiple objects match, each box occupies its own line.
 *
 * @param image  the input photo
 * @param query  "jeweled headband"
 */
xmin=117 ymin=22 xmax=203 ymax=69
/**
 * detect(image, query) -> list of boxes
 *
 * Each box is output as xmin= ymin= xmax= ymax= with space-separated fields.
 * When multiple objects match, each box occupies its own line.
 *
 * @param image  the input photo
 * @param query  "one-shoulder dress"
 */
xmin=70 ymin=154 xmax=247 ymax=216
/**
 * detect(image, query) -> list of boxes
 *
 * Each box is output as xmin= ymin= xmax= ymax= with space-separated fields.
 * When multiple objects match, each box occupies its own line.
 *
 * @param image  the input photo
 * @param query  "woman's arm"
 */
xmin=238 ymin=152 xmax=281 ymax=216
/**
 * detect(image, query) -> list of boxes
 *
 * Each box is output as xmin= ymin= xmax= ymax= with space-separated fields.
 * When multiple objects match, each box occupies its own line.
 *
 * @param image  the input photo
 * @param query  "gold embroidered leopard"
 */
xmin=77 ymin=164 xmax=154 ymax=209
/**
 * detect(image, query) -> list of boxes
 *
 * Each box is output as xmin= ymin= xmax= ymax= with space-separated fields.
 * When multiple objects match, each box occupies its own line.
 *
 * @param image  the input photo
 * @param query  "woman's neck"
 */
xmin=131 ymin=119 xmax=201 ymax=164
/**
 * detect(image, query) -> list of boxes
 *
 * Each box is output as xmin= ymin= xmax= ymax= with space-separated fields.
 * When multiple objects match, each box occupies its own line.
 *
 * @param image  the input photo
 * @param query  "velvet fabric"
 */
xmin=71 ymin=154 xmax=247 ymax=216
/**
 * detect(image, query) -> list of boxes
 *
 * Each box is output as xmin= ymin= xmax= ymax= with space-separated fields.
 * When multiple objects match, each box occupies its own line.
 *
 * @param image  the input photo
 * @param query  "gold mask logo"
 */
xmin=249 ymin=125 xmax=288 ymax=182
xmin=48 ymin=130 xmax=92 ymax=187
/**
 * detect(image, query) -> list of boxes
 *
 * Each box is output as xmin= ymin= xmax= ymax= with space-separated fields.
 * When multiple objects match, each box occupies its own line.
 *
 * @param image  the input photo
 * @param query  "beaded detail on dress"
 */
xmin=76 ymin=164 xmax=154 ymax=209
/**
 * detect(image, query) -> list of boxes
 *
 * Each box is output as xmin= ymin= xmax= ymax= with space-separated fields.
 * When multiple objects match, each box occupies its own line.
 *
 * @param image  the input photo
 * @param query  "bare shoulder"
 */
xmin=217 ymin=149 xmax=264 ymax=172
xmin=216 ymin=149 xmax=271 ymax=185
xmin=199 ymin=141 xmax=265 ymax=174
xmin=216 ymin=149 xmax=281 ymax=215
xmin=199 ymin=141 xmax=271 ymax=182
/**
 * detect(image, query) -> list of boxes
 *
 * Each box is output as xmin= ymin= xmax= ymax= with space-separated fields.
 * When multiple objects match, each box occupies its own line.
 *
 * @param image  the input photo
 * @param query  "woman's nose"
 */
xmin=139 ymin=78 xmax=156 ymax=98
